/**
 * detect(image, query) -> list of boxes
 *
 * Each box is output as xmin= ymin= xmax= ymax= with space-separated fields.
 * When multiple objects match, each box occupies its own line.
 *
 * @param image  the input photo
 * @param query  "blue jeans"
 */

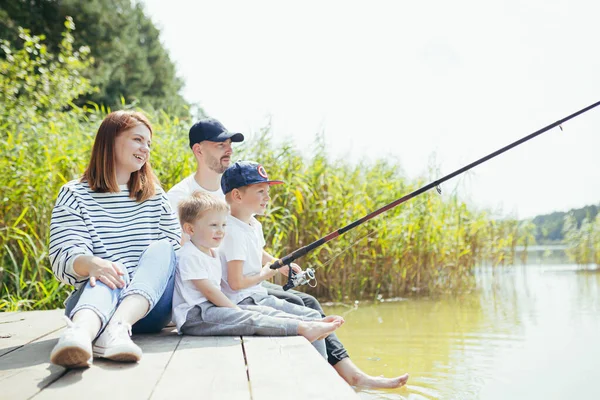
xmin=64 ymin=240 xmax=177 ymax=336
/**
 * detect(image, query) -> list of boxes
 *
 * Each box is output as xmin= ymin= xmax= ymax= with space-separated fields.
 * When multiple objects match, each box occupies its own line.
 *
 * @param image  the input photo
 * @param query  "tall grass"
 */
xmin=1 ymin=24 xmax=527 ymax=310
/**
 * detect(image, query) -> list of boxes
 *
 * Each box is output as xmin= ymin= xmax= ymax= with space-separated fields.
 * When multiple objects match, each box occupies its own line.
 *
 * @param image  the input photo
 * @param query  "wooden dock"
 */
xmin=0 ymin=310 xmax=359 ymax=400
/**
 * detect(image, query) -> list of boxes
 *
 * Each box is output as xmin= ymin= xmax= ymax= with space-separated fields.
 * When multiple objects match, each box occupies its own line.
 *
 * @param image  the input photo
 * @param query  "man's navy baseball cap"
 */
xmin=189 ymin=118 xmax=244 ymax=148
xmin=221 ymin=161 xmax=284 ymax=194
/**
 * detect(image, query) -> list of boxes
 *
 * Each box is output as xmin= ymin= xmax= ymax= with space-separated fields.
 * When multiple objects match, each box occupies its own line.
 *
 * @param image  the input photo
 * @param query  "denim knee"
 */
xmin=121 ymin=240 xmax=176 ymax=316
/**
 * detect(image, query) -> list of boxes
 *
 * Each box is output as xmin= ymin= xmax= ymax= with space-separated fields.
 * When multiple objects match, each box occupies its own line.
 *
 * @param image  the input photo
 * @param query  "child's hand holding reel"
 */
xmin=267 ymin=260 xmax=317 ymax=291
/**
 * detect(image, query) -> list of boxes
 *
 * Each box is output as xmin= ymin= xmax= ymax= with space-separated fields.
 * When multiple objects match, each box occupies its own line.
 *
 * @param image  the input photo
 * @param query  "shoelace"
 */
xmin=106 ymin=321 xmax=133 ymax=342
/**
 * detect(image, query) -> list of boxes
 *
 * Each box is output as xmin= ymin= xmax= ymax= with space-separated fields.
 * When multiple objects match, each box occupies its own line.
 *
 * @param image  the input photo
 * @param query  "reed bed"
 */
xmin=0 ymin=109 xmax=526 ymax=310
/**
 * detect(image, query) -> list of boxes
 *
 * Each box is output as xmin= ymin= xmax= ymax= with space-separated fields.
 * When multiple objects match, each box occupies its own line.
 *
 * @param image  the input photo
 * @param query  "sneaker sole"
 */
xmin=50 ymin=345 xmax=92 ymax=369
xmin=93 ymin=345 xmax=141 ymax=362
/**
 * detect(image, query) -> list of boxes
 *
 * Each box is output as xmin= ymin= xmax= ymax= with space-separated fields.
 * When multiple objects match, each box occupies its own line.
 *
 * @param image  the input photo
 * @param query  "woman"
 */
xmin=49 ymin=110 xmax=181 ymax=368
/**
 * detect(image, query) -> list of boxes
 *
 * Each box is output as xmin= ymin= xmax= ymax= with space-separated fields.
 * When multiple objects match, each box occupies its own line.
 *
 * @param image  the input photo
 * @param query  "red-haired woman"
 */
xmin=48 ymin=111 xmax=181 ymax=368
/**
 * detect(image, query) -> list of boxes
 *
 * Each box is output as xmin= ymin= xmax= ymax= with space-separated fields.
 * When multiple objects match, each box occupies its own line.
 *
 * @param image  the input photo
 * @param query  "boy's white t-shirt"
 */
xmin=220 ymin=215 xmax=269 ymax=304
xmin=172 ymin=241 xmax=223 ymax=331
xmin=167 ymin=174 xmax=225 ymax=221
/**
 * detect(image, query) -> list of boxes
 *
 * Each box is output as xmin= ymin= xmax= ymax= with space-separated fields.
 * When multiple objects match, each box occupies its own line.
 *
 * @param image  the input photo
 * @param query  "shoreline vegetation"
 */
xmin=1 ymin=22 xmax=597 ymax=311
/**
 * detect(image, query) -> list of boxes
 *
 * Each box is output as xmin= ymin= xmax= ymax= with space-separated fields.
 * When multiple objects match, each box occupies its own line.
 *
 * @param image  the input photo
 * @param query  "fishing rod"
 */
xmin=270 ymin=100 xmax=600 ymax=290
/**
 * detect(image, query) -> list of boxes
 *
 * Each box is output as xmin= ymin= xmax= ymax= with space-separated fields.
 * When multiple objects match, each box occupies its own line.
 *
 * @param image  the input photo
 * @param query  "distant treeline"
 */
xmin=530 ymin=204 xmax=599 ymax=243
xmin=0 ymin=0 xmax=190 ymax=116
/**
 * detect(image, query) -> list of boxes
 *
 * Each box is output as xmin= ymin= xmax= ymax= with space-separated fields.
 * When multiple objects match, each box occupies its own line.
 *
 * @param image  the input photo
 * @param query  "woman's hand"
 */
xmin=84 ymin=256 xmax=126 ymax=289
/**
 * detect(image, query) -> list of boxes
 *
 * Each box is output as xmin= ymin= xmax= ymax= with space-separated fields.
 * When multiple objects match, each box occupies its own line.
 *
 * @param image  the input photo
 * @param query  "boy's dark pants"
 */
xmin=262 ymin=281 xmax=349 ymax=366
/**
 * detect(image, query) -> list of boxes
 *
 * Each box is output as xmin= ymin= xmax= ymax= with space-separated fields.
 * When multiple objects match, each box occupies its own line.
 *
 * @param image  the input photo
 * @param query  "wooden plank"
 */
xmin=0 ymin=312 xmax=23 ymax=326
xmin=33 ymin=329 xmax=181 ymax=400
xmin=151 ymin=336 xmax=250 ymax=400
xmin=0 ymin=329 xmax=66 ymax=400
xmin=0 ymin=312 xmax=20 ymax=321
xmin=243 ymin=336 xmax=359 ymax=400
xmin=0 ymin=312 xmax=360 ymax=400
xmin=0 ymin=312 xmax=21 ymax=340
xmin=0 ymin=310 xmax=65 ymax=357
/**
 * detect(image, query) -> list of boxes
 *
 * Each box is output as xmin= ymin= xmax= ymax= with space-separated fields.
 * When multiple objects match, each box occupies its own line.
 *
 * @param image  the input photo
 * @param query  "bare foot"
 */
xmin=298 ymin=320 xmax=341 ymax=343
xmin=353 ymin=372 xmax=409 ymax=389
xmin=321 ymin=315 xmax=345 ymax=325
xmin=316 ymin=316 xmax=344 ymax=339
xmin=333 ymin=358 xmax=409 ymax=389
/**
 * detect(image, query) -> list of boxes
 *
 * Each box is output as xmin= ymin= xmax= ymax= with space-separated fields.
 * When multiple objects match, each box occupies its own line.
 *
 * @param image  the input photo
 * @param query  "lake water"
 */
xmin=323 ymin=261 xmax=600 ymax=399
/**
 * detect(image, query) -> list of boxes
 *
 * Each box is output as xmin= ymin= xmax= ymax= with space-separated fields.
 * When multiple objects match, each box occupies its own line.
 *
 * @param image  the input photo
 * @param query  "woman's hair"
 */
xmin=179 ymin=191 xmax=230 ymax=226
xmin=82 ymin=110 xmax=159 ymax=202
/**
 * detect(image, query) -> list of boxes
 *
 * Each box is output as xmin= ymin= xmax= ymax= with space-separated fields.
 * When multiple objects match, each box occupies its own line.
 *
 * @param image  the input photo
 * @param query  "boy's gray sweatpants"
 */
xmin=180 ymin=300 xmax=327 ymax=358
xmin=238 ymin=293 xmax=327 ymax=357
xmin=238 ymin=293 xmax=322 ymax=320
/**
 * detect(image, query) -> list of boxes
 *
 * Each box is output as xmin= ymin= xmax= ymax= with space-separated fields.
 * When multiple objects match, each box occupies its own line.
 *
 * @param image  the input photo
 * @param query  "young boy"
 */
xmin=172 ymin=191 xmax=342 ymax=357
xmin=220 ymin=161 xmax=345 ymax=331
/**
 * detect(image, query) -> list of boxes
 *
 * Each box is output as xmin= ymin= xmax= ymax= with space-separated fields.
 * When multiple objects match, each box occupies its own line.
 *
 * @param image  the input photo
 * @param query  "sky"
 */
xmin=142 ymin=0 xmax=600 ymax=219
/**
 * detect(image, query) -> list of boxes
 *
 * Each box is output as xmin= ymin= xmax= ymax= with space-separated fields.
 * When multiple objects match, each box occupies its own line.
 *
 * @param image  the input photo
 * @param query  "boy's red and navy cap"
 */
xmin=221 ymin=161 xmax=284 ymax=194
xmin=189 ymin=118 xmax=244 ymax=148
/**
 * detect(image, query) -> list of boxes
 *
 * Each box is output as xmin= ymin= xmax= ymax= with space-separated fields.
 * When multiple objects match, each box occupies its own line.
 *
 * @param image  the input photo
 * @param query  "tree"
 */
xmin=0 ymin=0 xmax=189 ymax=116
xmin=0 ymin=17 xmax=93 ymax=123
xmin=531 ymin=204 xmax=599 ymax=243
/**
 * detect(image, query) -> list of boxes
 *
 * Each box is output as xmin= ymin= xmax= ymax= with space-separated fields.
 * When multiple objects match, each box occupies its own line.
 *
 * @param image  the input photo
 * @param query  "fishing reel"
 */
xmin=283 ymin=267 xmax=317 ymax=291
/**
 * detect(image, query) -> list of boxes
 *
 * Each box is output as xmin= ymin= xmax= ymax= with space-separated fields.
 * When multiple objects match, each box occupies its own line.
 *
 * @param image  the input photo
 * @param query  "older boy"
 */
xmin=219 ymin=162 xmax=345 ymax=332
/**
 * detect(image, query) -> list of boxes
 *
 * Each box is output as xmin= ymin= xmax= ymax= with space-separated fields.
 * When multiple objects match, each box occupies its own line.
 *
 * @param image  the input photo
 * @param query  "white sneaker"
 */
xmin=50 ymin=317 xmax=93 ymax=368
xmin=92 ymin=321 xmax=142 ymax=362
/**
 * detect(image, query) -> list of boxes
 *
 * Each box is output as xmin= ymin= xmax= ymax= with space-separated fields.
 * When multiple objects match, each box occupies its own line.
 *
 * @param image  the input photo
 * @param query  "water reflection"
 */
xmin=323 ymin=263 xmax=600 ymax=399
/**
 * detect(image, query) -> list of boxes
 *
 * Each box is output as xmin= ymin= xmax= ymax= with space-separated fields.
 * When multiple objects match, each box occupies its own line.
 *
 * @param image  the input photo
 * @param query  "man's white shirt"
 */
xmin=167 ymin=174 xmax=225 ymax=221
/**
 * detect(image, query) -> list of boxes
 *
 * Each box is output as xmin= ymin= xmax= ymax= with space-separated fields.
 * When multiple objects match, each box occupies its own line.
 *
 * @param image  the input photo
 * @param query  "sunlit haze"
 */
xmin=142 ymin=0 xmax=600 ymax=218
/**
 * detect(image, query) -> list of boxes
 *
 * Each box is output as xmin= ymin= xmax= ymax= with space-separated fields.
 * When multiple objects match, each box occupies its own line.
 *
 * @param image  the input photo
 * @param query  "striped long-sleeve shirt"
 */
xmin=49 ymin=180 xmax=181 ymax=288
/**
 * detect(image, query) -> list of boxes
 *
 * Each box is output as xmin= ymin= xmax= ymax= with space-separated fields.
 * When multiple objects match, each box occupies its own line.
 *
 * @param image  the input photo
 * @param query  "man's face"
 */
xmin=198 ymin=139 xmax=233 ymax=174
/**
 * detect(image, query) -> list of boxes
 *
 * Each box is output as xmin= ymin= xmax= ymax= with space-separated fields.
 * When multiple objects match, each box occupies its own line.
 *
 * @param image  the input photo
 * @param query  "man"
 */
xmin=168 ymin=118 xmax=408 ymax=389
